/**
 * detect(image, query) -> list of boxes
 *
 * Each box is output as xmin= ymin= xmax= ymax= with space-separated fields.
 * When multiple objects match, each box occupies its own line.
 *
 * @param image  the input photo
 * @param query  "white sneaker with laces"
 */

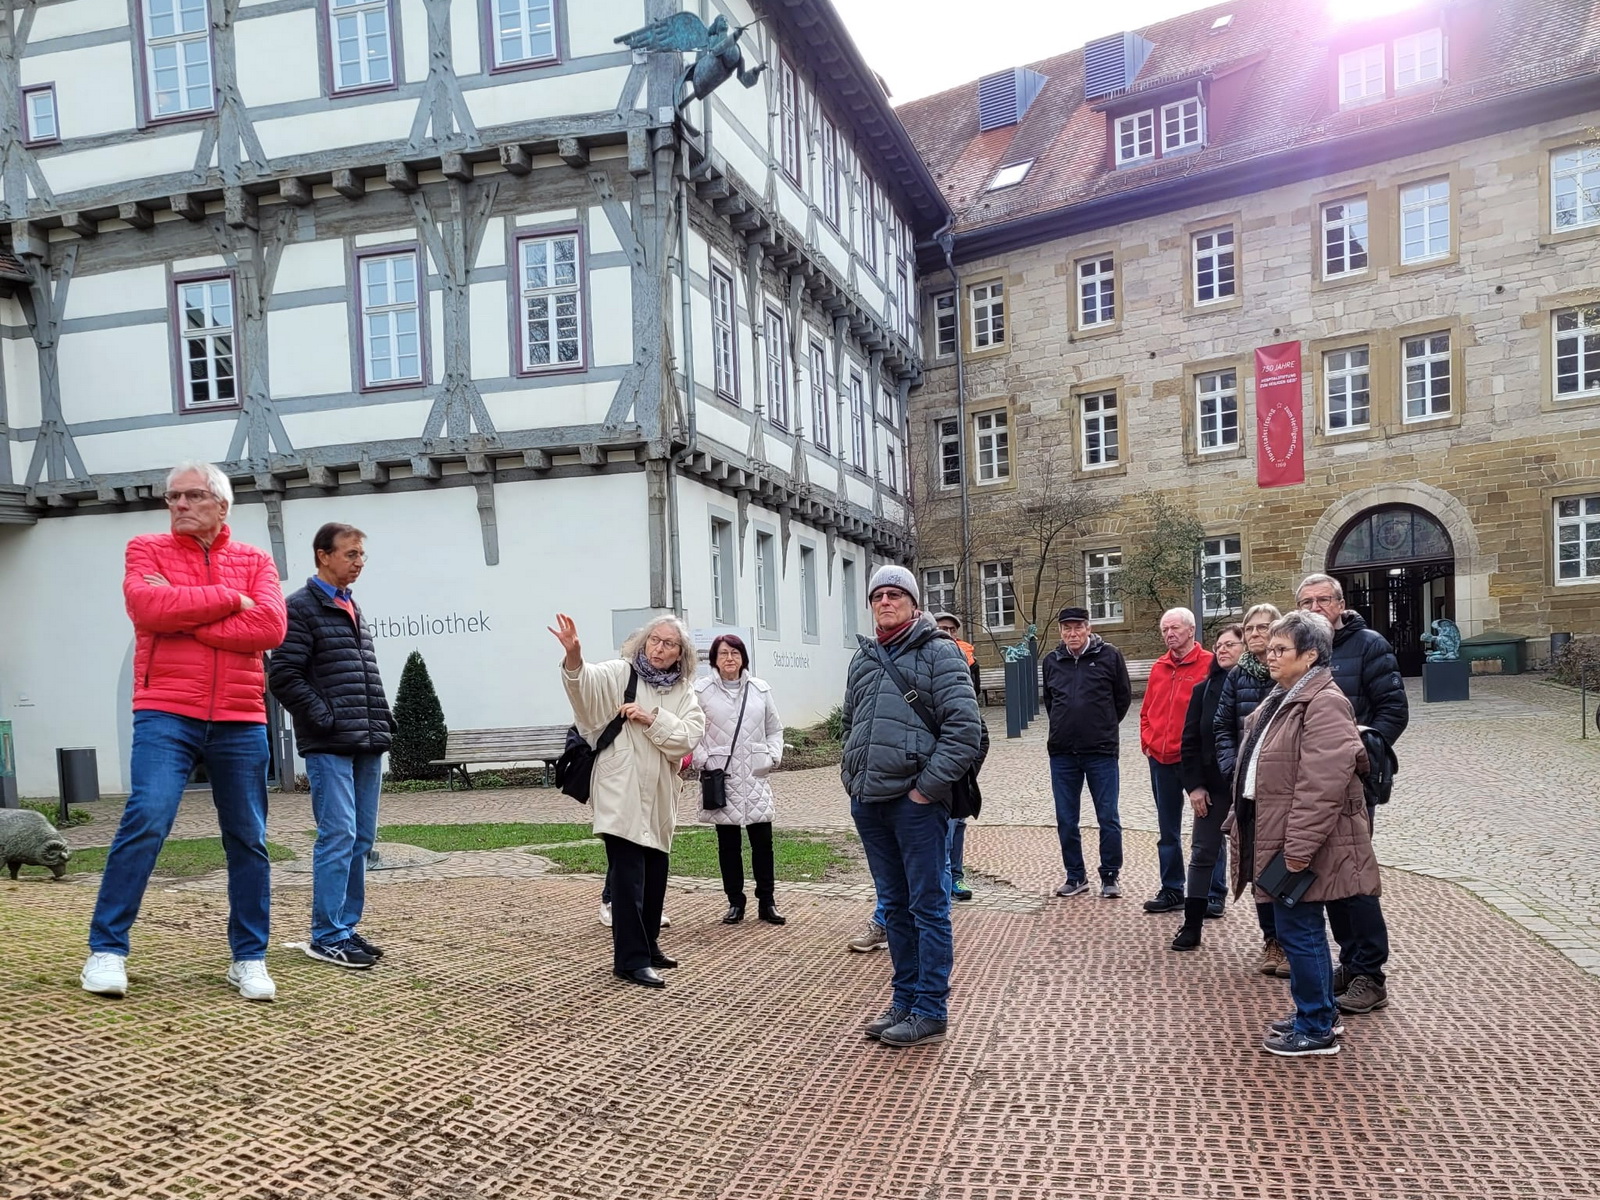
xmin=598 ymin=901 xmax=613 ymax=927
xmin=227 ymin=959 xmax=277 ymax=1002
xmin=660 ymin=913 xmax=672 ymax=929
xmin=81 ymin=952 xmax=128 ymax=997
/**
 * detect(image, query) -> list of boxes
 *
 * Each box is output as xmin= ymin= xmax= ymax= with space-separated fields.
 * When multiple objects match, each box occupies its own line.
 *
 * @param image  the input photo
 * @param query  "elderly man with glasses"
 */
xmin=81 ymin=462 xmax=287 ymax=1002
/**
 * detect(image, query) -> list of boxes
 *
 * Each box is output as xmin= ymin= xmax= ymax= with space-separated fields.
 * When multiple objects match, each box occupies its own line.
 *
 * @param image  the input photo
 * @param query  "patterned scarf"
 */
xmin=1236 ymin=650 xmax=1271 ymax=683
xmin=632 ymin=651 xmax=682 ymax=690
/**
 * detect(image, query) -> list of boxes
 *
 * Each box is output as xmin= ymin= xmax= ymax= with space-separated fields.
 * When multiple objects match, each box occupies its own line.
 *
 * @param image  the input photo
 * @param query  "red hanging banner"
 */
xmin=1254 ymin=341 xmax=1304 ymax=488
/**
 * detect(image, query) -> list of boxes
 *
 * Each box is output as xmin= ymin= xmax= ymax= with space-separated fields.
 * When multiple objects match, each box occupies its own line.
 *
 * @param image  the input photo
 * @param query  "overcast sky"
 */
xmin=827 ymin=0 xmax=1221 ymax=103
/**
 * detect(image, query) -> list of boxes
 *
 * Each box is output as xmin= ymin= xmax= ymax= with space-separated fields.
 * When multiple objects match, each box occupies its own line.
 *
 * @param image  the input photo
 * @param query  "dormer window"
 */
xmin=1394 ymin=29 xmax=1443 ymax=88
xmin=1161 ymin=98 xmax=1203 ymax=152
xmin=1115 ymin=111 xmax=1155 ymax=164
xmin=1338 ymin=28 xmax=1445 ymax=107
xmin=1114 ymin=95 xmax=1203 ymax=167
xmin=1339 ymin=45 xmax=1385 ymax=104
xmin=988 ymin=161 xmax=1033 ymax=190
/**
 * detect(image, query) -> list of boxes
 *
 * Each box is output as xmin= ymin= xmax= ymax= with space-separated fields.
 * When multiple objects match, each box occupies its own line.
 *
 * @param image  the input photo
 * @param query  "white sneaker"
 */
xmin=660 ymin=912 xmax=672 ymax=929
xmin=81 ymin=952 xmax=128 ymax=997
xmin=226 ymin=959 xmax=277 ymax=1002
xmin=598 ymin=901 xmax=613 ymax=927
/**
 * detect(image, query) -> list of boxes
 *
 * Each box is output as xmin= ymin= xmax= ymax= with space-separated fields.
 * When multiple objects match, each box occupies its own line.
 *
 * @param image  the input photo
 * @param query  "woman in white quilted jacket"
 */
xmin=693 ymin=635 xmax=787 ymax=926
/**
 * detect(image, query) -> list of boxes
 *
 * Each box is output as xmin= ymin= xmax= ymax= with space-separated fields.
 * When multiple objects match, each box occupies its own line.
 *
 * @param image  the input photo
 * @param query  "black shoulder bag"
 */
xmin=869 ymin=647 xmax=984 ymax=820
xmin=699 ymin=684 xmax=749 ymax=810
xmin=554 ymin=667 xmax=638 ymax=804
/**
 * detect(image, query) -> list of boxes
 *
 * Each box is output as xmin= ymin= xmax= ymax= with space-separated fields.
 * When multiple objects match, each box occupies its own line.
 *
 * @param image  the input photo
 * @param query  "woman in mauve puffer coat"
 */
xmin=693 ymin=635 xmax=787 ymax=926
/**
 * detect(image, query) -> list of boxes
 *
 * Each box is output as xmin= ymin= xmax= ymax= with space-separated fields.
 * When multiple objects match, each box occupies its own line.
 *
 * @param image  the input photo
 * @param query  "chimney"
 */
xmin=1083 ymin=32 xmax=1154 ymax=100
xmin=977 ymin=67 xmax=1048 ymax=132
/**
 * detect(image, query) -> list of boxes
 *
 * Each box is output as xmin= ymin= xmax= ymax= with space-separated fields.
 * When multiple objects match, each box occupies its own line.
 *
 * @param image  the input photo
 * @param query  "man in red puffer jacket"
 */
xmin=1139 ymin=607 xmax=1215 ymax=917
xmin=81 ymin=462 xmax=287 ymax=1003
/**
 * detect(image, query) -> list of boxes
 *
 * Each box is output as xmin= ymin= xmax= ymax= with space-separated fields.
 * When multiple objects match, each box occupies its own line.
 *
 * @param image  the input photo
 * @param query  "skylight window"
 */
xmin=1210 ymin=14 xmax=1234 ymax=31
xmin=988 ymin=161 xmax=1033 ymax=190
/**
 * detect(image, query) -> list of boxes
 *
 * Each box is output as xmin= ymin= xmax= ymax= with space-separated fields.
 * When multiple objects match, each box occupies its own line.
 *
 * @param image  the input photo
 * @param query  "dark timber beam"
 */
xmin=331 ymin=169 xmax=366 ymax=200
xmin=225 ymin=188 xmax=258 ymax=230
xmin=441 ymin=152 xmax=473 ymax=182
xmin=498 ymin=145 xmax=532 ymax=175
xmin=385 ymin=162 xmax=419 ymax=193
xmin=170 ymin=193 xmax=205 ymax=221
xmin=118 ymin=202 xmax=155 ymax=229
xmin=9 ymin=221 xmax=46 ymax=258
xmin=558 ymin=138 xmax=588 ymax=169
xmin=279 ymin=178 xmax=313 ymax=207
xmin=60 ymin=212 xmax=96 ymax=238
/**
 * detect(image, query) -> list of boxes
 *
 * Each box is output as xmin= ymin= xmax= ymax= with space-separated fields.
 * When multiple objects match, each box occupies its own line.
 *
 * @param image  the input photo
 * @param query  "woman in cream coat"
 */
xmin=549 ymin=612 xmax=705 ymax=989
xmin=692 ymin=634 xmax=787 ymax=926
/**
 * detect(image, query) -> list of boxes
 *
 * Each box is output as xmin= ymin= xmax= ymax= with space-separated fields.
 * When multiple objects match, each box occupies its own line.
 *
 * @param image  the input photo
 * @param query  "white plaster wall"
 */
xmin=269 ymin=305 xmax=354 ymax=397
xmin=273 ymin=240 xmax=348 ymax=295
xmin=353 ymin=228 xmax=416 ymax=249
xmin=481 ymin=379 xmax=618 ymax=430
xmin=570 ymin=0 xmax=646 ymax=57
xmin=514 ymin=209 xmax=578 ymax=228
xmin=27 ymin=0 xmax=127 ymax=41
xmin=589 ymin=267 xmax=632 ymax=368
xmin=10 ymin=443 xmax=31 ymax=485
xmin=62 ymin=265 xmax=167 ymax=320
xmin=235 ymin=10 xmax=323 ymax=108
xmin=589 ymin=206 xmax=623 ymax=255
xmin=475 ymin=219 xmax=507 ymax=270
xmin=467 ymin=67 xmax=633 ymax=128
xmin=73 ymin=420 xmax=237 ymax=477
xmin=58 ymin=325 xmax=171 ymax=422
xmin=448 ymin=0 xmax=482 ymax=78
xmin=398 ymin=0 xmax=429 ymax=84
xmin=693 ymin=406 xmax=749 ymax=453
xmin=3 ymin=340 xmax=42 ymax=429
xmin=469 ymin=280 xmax=512 ymax=380
xmin=22 ymin=44 xmax=138 ymax=138
xmin=255 ymin=99 xmax=418 ymax=161
xmin=41 ymin=133 xmax=204 ymax=196
xmin=278 ymin=399 xmax=434 ymax=449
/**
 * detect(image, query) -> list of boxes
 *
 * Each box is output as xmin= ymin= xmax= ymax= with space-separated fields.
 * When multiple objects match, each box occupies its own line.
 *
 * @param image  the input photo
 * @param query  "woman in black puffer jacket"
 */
xmin=1210 ymin=603 xmax=1284 ymax=975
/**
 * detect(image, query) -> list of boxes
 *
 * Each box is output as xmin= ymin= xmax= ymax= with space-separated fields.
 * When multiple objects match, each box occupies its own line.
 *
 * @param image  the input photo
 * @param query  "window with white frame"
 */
xmin=988 ymin=161 xmax=1032 ymax=190
xmin=933 ymin=292 xmax=957 ymax=358
xmin=1078 ymin=256 xmax=1115 ymax=327
xmin=328 ymin=0 xmax=394 ymax=92
xmin=1085 ymin=549 xmax=1123 ymax=622
xmin=1161 ymin=97 xmax=1203 ymax=152
xmin=711 ymin=268 xmax=738 ymax=401
xmin=885 ymin=444 xmax=899 ymax=493
xmin=1324 ymin=347 xmax=1371 ymax=430
xmin=710 ymin=517 xmax=736 ymax=622
xmin=175 ymin=276 xmax=237 ymax=410
xmin=1394 ymin=28 xmax=1443 ymax=89
xmin=1402 ymin=332 xmax=1452 ymax=422
xmin=142 ymin=0 xmax=214 ymax=117
xmin=780 ymin=59 xmax=802 ymax=184
xmin=922 ymin=567 xmax=958 ymax=616
xmin=358 ymin=251 xmax=421 ymax=386
xmin=1552 ymin=147 xmax=1600 ymax=232
xmin=1201 ymin=535 xmax=1242 ymax=615
xmin=862 ymin=177 xmax=879 ymax=271
xmin=1555 ymin=495 xmax=1600 ymax=584
xmin=809 ymin=341 xmax=830 ymax=451
xmin=755 ymin=531 xmax=778 ymax=632
xmin=1115 ymin=111 xmax=1154 ymax=164
xmin=970 ymin=280 xmax=1005 ymax=349
xmin=1081 ymin=390 xmax=1119 ymax=468
xmin=842 ymin=558 xmax=859 ymax=638
xmin=490 ymin=0 xmax=556 ymax=68
xmin=518 ymin=232 xmax=582 ymax=371
xmin=1555 ymin=306 xmax=1600 ymax=398
xmin=937 ymin=417 xmax=962 ymax=488
xmin=1192 ymin=228 xmax=1235 ymax=303
xmin=849 ymin=372 xmax=868 ymax=469
xmin=1338 ymin=44 xmax=1384 ymax=105
xmin=897 ymin=265 xmax=912 ymax=341
xmin=981 ymin=560 xmax=1015 ymax=630
xmin=1400 ymin=179 xmax=1450 ymax=262
xmin=764 ymin=308 xmax=788 ymax=429
xmin=1196 ymin=369 xmax=1239 ymax=452
xmin=22 ymin=86 xmax=57 ymax=144
xmin=974 ymin=411 xmax=1010 ymax=484
xmin=820 ymin=117 xmax=841 ymax=227
xmin=1321 ymin=197 xmax=1369 ymax=278
xmin=800 ymin=545 xmax=819 ymax=636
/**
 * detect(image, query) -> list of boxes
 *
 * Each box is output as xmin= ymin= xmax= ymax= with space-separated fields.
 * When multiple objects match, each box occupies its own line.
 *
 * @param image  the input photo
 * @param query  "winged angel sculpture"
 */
xmin=615 ymin=12 xmax=768 ymax=128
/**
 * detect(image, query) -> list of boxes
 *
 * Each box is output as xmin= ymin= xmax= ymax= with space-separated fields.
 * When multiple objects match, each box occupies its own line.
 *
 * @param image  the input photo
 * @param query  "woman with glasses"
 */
xmin=1211 ymin=602 xmax=1287 ymax=974
xmin=692 ymin=633 xmax=788 ymax=926
xmin=1233 ymin=610 xmax=1376 ymax=1057
xmin=549 ymin=612 xmax=705 ymax=989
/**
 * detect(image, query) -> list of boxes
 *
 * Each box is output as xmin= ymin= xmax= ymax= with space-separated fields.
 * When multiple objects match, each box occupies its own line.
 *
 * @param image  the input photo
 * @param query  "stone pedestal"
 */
xmin=1422 ymin=659 xmax=1470 ymax=702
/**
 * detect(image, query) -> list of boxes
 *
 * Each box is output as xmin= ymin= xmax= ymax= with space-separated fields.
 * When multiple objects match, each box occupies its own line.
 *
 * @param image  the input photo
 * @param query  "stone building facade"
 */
xmin=899 ymin=0 xmax=1600 ymax=670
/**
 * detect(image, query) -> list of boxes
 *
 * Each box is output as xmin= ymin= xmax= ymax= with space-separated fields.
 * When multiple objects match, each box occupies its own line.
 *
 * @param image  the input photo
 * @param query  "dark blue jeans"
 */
xmin=1273 ymin=898 xmax=1338 ymax=1040
xmin=305 ymin=752 xmax=383 ymax=945
xmin=1149 ymin=758 xmax=1224 ymax=896
xmin=1049 ymin=753 xmax=1122 ymax=884
xmin=852 ymin=794 xmax=952 ymax=1021
xmin=946 ymin=817 xmax=967 ymax=881
xmin=89 ymin=711 xmax=271 ymax=960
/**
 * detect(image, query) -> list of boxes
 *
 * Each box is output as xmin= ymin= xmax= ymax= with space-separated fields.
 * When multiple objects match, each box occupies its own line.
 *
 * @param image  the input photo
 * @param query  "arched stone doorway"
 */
xmin=1327 ymin=506 xmax=1453 ymax=676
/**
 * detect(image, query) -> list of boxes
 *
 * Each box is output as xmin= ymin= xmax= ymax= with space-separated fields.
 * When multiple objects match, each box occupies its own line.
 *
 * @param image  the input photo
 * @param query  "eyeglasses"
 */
xmin=1264 ymin=644 xmax=1297 ymax=658
xmin=1214 ymin=639 xmax=1242 ymax=651
xmin=1298 ymin=594 xmax=1338 ymax=609
xmin=645 ymin=635 xmax=678 ymax=651
xmin=334 ymin=550 xmax=368 ymax=563
xmin=872 ymin=589 xmax=909 ymax=603
xmin=1243 ymin=622 xmax=1272 ymax=633
xmin=163 ymin=489 xmax=215 ymax=505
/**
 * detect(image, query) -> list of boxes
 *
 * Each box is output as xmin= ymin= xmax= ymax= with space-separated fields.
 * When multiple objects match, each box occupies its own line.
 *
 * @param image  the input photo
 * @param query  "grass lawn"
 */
xmin=540 ymin=828 xmax=848 ymax=883
xmin=62 ymin=838 xmax=296 ymax=878
xmin=371 ymin=822 xmax=596 ymax=851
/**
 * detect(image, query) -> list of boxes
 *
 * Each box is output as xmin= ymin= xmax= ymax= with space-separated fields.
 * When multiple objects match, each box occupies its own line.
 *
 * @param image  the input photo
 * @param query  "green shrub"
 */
xmin=21 ymin=801 xmax=93 ymax=828
xmin=823 ymin=704 xmax=845 ymax=741
xmin=390 ymin=650 xmax=448 ymax=780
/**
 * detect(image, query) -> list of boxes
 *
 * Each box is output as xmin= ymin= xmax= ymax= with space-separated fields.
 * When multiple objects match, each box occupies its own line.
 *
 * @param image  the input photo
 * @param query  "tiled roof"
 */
xmin=897 ymin=0 xmax=1600 ymax=251
xmin=0 ymin=249 xmax=29 ymax=280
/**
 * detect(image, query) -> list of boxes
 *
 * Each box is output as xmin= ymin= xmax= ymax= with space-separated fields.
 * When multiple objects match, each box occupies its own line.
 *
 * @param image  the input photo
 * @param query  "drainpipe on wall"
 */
xmin=667 ymin=170 xmax=696 ymax=617
xmin=937 ymin=227 xmax=974 ymax=630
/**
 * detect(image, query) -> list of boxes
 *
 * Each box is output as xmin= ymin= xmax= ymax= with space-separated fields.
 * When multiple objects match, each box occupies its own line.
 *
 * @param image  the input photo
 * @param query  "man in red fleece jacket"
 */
xmin=81 ymin=462 xmax=287 ymax=1003
xmin=1139 ymin=607 xmax=1214 ymax=915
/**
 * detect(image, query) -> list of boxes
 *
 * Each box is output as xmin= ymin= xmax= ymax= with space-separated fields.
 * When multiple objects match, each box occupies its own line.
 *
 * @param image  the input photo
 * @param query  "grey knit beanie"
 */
xmin=867 ymin=564 xmax=919 ymax=607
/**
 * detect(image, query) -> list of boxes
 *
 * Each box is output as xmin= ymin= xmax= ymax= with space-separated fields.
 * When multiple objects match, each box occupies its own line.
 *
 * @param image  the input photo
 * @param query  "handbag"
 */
xmin=699 ymin=684 xmax=750 ymax=810
xmin=1357 ymin=727 xmax=1397 ymax=806
xmin=868 ymin=646 xmax=984 ymax=820
xmin=553 ymin=668 xmax=638 ymax=804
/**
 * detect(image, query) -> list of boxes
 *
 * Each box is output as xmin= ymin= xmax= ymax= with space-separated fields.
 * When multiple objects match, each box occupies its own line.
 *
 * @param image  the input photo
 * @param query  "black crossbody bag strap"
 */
xmin=592 ymin=668 xmax=639 ymax=755
xmin=869 ymin=646 xmax=940 ymax=738
xmin=716 ymin=685 xmax=751 ymax=768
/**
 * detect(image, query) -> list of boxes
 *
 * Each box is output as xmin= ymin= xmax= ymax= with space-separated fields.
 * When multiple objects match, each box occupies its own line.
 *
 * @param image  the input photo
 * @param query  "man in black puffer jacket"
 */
xmin=1295 ymin=573 xmax=1409 ymax=1018
xmin=269 ymin=523 xmax=394 ymax=970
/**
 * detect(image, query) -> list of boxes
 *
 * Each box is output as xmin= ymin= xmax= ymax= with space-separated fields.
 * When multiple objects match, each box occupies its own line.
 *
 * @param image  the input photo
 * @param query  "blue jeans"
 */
xmin=946 ymin=817 xmax=967 ymax=881
xmin=1273 ymin=898 xmax=1338 ymax=1039
xmin=1049 ymin=753 xmax=1122 ymax=883
xmin=852 ymin=794 xmax=952 ymax=1021
xmin=1149 ymin=758 xmax=1224 ymax=897
xmin=305 ymin=752 xmax=383 ymax=945
xmin=90 ymin=711 xmax=271 ymax=960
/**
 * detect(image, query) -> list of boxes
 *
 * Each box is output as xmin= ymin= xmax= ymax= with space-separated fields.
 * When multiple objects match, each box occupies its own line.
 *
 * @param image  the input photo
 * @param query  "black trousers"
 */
xmin=1325 ymin=803 xmax=1390 ymax=984
xmin=600 ymin=833 xmax=668 ymax=972
xmin=715 ymin=821 xmax=774 ymax=906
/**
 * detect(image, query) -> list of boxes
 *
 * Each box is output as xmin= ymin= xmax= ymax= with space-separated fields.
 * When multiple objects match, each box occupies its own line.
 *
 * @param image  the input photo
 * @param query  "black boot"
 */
xmin=722 ymin=903 xmax=745 ymax=924
xmin=757 ymin=900 xmax=786 ymax=926
xmin=1170 ymin=898 xmax=1208 ymax=951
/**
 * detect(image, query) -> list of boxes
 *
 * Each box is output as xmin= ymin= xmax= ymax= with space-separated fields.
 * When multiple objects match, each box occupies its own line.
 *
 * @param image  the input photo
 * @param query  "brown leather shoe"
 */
xmin=1258 ymin=938 xmax=1290 ymax=977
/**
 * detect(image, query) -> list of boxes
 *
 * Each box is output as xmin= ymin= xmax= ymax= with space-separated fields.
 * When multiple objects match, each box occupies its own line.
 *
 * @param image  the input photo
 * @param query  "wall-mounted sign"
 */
xmin=1255 ymin=341 xmax=1305 ymax=489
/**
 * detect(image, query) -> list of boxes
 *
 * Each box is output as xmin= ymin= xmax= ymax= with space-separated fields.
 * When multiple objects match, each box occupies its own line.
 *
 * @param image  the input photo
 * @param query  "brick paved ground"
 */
xmin=6 ymin=676 xmax=1598 ymax=1198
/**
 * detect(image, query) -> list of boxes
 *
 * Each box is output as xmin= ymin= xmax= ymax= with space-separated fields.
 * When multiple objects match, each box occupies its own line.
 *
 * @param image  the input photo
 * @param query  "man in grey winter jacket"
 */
xmin=841 ymin=565 xmax=982 ymax=1049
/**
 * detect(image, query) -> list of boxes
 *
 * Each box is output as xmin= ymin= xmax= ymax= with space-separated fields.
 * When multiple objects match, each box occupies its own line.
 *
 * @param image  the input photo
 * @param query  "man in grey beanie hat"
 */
xmin=867 ymin=564 xmax=919 ymax=608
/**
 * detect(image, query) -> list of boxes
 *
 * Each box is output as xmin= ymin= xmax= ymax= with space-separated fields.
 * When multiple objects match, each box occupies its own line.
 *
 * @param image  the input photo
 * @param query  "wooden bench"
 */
xmin=431 ymin=725 xmax=570 ymax=789
xmin=980 ymin=659 xmax=1157 ymax=706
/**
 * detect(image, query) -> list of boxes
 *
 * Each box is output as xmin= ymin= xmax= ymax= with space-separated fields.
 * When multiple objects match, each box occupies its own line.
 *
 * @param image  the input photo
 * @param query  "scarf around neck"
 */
xmin=1238 ymin=664 xmax=1328 ymax=801
xmin=632 ymin=651 xmax=682 ymax=690
xmin=875 ymin=616 xmax=919 ymax=647
xmin=1236 ymin=650 xmax=1271 ymax=682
